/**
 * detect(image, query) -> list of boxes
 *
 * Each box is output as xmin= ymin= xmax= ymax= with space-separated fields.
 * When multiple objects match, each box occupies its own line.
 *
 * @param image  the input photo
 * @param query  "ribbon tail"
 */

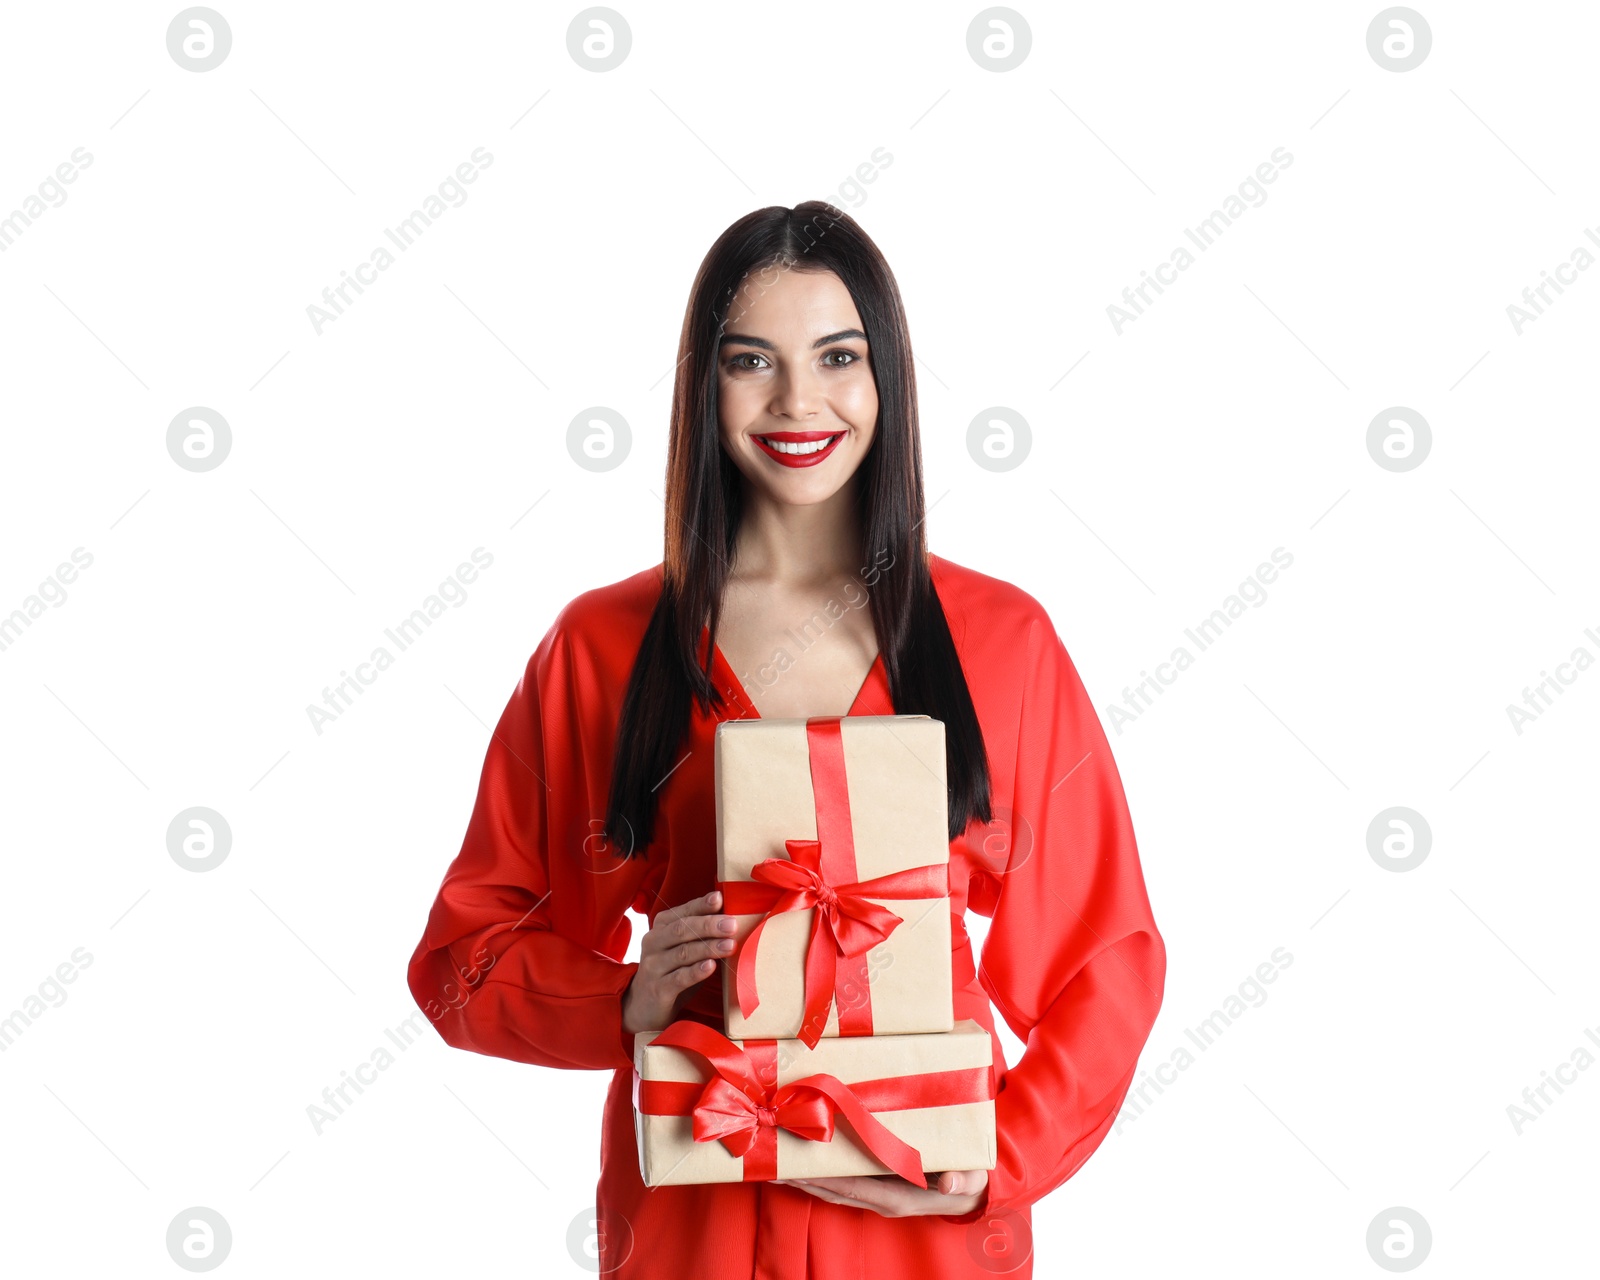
xmin=796 ymin=1074 xmax=928 ymax=1188
xmin=830 ymin=900 xmax=903 ymax=958
xmin=736 ymin=914 xmax=773 ymax=1019
xmin=797 ymin=910 xmax=837 ymax=1050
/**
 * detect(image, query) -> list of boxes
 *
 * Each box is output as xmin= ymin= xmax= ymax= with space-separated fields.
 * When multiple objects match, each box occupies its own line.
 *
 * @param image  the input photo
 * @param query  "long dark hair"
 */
xmin=604 ymin=200 xmax=991 ymax=854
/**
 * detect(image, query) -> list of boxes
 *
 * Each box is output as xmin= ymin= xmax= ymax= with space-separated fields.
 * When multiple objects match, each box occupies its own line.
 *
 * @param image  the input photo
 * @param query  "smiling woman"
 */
xmin=406 ymin=201 xmax=1166 ymax=1280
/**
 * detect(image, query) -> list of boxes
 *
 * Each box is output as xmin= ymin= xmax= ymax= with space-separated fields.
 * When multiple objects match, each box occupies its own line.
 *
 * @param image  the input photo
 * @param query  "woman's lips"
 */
xmin=752 ymin=430 xmax=845 ymax=468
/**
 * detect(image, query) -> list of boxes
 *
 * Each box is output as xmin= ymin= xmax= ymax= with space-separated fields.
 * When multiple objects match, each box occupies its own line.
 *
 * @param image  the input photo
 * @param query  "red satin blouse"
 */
xmin=406 ymin=554 xmax=1167 ymax=1279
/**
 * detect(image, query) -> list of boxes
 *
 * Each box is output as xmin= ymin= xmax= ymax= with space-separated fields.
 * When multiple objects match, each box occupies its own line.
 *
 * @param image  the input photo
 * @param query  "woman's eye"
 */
xmin=726 ymin=349 xmax=863 ymax=371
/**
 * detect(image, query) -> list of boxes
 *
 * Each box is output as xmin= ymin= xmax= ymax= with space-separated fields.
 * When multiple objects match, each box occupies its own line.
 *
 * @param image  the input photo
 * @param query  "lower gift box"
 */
xmin=632 ymin=1017 xmax=996 ymax=1187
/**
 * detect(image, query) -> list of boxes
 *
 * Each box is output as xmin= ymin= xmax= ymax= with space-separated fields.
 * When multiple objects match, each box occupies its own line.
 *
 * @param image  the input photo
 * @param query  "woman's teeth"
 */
xmin=758 ymin=434 xmax=840 ymax=455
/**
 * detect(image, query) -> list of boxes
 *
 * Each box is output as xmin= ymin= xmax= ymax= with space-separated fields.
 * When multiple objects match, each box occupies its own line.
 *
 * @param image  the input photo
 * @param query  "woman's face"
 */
xmin=716 ymin=266 xmax=879 ymax=508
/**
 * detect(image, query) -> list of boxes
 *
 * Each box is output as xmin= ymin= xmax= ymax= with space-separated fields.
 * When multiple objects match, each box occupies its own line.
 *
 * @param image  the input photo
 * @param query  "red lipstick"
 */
xmin=752 ymin=429 xmax=846 ymax=468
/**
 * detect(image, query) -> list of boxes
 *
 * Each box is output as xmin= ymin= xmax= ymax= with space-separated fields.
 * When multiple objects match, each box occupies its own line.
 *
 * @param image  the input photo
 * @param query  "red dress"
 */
xmin=406 ymin=554 xmax=1167 ymax=1279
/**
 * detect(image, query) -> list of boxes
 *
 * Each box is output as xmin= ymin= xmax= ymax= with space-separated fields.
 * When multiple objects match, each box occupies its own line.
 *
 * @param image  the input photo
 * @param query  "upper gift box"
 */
xmin=714 ymin=714 xmax=954 ymax=1046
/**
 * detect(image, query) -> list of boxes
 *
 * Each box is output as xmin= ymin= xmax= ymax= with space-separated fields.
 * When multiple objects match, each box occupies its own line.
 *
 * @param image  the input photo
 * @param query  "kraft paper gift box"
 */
xmin=715 ymin=715 xmax=954 ymax=1047
xmin=633 ymin=1018 xmax=996 ymax=1187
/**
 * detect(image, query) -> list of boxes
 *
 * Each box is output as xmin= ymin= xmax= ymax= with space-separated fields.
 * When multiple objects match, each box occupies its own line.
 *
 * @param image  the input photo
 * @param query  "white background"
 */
xmin=1 ymin=1 xmax=1595 ymax=1275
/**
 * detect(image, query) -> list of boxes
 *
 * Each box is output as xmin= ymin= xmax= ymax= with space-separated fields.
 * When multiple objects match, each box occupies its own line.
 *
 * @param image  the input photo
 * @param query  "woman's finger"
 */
xmin=641 ymin=893 xmax=733 ymax=956
xmin=643 ymin=935 xmax=730 ymax=979
xmin=790 ymin=1176 xmax=894 ymax=1205
xmin=672 ymin=933 xmax=735 ymax=970
xmin=665 ymin=905 xmax=736 ymax=946
xmin=668 ymin=957 xmax=718 ymax=989
xmin=777 ymin=1180 xmax=861 ymax=1209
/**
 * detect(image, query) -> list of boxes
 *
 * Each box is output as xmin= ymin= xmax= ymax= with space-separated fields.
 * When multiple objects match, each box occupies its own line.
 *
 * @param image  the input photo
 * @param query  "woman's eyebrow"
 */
xmin=718 ymin=328 xmax=868 ymax=351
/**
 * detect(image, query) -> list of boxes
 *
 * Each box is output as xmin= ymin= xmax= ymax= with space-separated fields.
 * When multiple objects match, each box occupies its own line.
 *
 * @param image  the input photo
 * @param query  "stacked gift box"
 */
xmin=633 ymin=715 xmax=997 ymax=1187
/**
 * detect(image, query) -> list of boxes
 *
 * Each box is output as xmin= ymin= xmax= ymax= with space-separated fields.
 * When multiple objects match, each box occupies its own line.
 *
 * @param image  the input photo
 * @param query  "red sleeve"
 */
xmin=962 ymin=611 xmax=1167 ymax=1218
xmin=405 ymin=621 xmax=648 ymax=1073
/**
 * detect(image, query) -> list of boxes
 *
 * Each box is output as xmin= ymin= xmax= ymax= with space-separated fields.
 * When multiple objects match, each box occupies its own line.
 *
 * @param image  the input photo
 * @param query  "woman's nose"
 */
xmin=770 ymin=369 xmax=822 ymax=419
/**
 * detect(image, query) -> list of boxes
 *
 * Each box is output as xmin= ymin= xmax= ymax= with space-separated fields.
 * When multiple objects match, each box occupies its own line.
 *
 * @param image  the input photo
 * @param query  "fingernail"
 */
xmin=716 ymin=939 xmax=734 ymax=952
xmin=719 ymin=918 xmax=736 ymax=934
xmin=707 ymin=890 xmax=721 ymax=906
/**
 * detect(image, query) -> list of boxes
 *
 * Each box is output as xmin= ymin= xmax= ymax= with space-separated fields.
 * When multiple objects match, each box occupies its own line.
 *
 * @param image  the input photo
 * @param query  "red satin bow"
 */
xmin=725 ymin=841 xmax=947 ymax=1047
xmin=634 ymin=1021 xmax=932 ymax=1186
xmin=692 ymin=1073 xmax=836 ymax=1152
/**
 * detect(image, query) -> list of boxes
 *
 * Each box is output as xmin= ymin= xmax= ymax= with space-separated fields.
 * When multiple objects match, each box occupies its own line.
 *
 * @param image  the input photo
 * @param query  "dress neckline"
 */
xmin=705 ymin=634 xmax=885 ymax=720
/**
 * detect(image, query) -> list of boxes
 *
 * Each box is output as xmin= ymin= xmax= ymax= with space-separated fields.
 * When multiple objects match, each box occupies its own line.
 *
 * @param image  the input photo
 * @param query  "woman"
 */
xmin=406 ymin=202 xmax=1166 ymax=1278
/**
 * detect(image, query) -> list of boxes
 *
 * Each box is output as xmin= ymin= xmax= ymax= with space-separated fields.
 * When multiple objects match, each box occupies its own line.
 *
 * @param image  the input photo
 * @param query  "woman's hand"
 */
xmin=621 ymin=890 xmax=736 ymax=1035
xmin=773 ymin=1169 xmax=988 ymax=1218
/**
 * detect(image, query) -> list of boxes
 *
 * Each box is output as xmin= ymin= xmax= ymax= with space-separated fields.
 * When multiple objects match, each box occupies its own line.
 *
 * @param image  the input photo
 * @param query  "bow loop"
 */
xmin=782 ymin=839 xmax=825 ymax=872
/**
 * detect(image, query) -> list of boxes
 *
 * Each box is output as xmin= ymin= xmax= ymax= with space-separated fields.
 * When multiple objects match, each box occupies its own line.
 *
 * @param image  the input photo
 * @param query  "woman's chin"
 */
xmin=748 ymin=472 xmax=854 ymax=509
xmin=732 ymin=443 xmax=868 ymax=508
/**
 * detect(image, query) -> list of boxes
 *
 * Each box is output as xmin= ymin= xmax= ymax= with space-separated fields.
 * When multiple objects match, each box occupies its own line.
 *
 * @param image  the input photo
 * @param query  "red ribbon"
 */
xmin=634 ymin=1020 xmax=992 ymax=1185
xmin=719 ymin=717 xmax=949 ymax=1048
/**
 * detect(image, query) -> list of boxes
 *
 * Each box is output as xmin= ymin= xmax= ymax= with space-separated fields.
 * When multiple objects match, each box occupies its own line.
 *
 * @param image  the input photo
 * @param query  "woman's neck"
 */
xmin=730 ymin=480 xmax=862 ymax=589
